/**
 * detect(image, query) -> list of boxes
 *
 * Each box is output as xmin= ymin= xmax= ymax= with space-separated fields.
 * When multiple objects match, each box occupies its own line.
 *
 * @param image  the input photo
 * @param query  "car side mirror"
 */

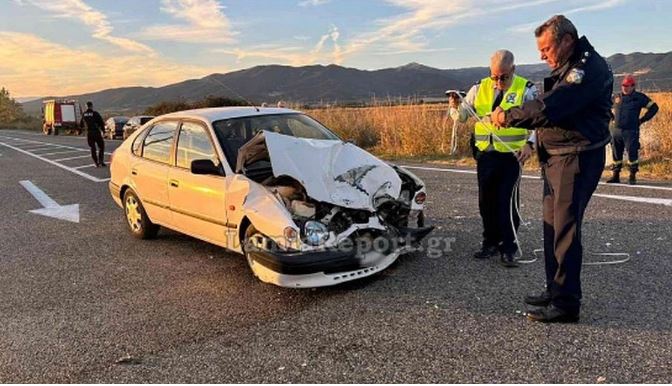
xmin=191 ymin=159 xmax=224 ymax=176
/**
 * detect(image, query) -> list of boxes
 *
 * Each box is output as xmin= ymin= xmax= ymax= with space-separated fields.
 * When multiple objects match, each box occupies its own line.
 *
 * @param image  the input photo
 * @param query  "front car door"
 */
xmin=130 ymin=120 xmax=178 ymax=226
xmin=167 ymin=120 xmax=229 ymax=248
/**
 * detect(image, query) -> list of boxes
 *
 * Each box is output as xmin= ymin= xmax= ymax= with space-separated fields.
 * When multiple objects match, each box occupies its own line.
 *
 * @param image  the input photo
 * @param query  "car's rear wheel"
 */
xmin=124 ymin=189 xmax=159 ymax=239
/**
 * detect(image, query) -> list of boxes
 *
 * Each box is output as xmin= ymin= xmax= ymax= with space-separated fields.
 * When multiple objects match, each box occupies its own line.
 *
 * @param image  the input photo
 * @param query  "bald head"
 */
xmin=489 ymin=49 xmax=516 ymax=90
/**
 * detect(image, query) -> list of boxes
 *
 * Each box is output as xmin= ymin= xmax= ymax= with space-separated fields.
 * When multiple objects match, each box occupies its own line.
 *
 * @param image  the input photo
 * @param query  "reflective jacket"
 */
xmin=474 ymin=75 xmax=530 ymax=152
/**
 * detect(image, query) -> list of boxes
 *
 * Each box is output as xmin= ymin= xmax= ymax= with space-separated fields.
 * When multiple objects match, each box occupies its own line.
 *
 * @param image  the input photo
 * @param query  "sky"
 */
xmin=1 ymin=0 xmax=670 ymax=98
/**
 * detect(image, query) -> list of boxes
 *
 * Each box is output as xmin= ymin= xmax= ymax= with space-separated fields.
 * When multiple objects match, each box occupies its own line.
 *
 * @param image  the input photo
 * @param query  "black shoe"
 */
xmin=628 ymin=173 xmax=636 ymax=185
xmin=605 ymin=171 xmax=620 ymax=184
xmin=99 ymin=162 xmax=107 ymax=168
xmin=473 ymin=245 xmax=498 ymax=259
xmin=524 ymin=290 xmax=551 ymax=307
xmin=527 ymin=304 xmax=579 ymax=323
xmin=499 ymin=252 xmax=519 ymax=268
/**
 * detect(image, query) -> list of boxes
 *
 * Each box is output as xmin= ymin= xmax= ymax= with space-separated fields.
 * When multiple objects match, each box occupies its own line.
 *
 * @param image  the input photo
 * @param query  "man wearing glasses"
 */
xmin=448 ymin=49 xmax=537 ymax=268
xmin=606 ymin=75 xmax=659 ymax=185
xmin=492 ymin=15 xmax=613 ymax=323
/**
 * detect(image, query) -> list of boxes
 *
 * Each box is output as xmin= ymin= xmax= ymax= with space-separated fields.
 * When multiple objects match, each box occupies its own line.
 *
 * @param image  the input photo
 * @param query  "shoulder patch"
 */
xmin=526 ymin=80 xmax=534 ymax=88
xmin=566 ymin=68 xmax=585 ymax=84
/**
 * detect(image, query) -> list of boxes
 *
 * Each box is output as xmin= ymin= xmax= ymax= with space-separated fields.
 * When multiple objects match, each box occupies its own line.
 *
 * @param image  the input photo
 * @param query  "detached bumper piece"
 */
xmin=397 ymin=226 xmax=435 ymax=246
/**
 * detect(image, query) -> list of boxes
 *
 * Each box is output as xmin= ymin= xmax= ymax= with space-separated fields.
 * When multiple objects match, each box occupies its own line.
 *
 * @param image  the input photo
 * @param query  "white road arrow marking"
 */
xmin=19 ymin=180 xmax=80 ymax=223
xmin=594 ymin=193 xmax=672 ymax=207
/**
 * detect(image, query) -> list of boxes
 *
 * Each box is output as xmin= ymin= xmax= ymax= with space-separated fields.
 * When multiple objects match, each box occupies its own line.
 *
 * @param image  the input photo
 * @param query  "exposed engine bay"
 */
xmin=236 ymin=131 xmax=432 ymax=255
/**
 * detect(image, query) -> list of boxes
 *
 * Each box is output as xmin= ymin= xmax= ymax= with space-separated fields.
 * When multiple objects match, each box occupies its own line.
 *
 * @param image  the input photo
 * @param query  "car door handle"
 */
xmin=169 ymin=179 xmax=179 ymax=188
xmin=131 ymin=168 xmax=138 ymax=176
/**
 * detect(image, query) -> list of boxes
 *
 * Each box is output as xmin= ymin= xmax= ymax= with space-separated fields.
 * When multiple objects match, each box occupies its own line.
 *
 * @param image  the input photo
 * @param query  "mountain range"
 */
xmin=22 ymin=51 xmax=672 ymax=115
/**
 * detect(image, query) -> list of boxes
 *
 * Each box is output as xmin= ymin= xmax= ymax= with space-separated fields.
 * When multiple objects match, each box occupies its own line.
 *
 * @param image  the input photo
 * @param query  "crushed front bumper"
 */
xmin=247 ymin=225 xmax=434 ymax=287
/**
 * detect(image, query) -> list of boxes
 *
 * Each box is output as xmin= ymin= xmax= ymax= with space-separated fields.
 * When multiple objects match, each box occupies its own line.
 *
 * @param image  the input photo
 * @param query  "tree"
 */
xmin=0 ymin=87 xmax=25 ymax=122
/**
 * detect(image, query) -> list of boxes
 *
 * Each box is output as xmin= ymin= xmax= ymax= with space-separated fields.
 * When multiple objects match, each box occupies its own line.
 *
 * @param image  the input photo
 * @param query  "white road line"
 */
xmin=0 ymin=135 xmax=113 ymax=155
xmin=73 ymin=164 xmax=98 ymax=170
xmin=594 ymin=193 xmax=672 ymax=207
xmin=400 ymin=165 xmax=672 ymax=192
xmin=19 ymin=180 xmax=61 ymax=208
xmin=0 ymin=141 xmax=109 ymax=183
xmin=53 ymin=154 xmax=92 ymax=162
xmin=39 ymin=149 xmax=87 ymax=156
xmin=20 ymin=145 xmax=60 ymax=152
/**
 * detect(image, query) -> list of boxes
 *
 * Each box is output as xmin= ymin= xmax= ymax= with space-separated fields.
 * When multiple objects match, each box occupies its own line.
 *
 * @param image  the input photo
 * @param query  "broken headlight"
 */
xmin=304 ymin=220 xmax=329 ymax=246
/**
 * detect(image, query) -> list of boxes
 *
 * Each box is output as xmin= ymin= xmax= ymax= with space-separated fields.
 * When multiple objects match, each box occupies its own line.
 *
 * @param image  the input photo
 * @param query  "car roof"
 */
xmin=158 ymin=107 xmax=299 ymax=123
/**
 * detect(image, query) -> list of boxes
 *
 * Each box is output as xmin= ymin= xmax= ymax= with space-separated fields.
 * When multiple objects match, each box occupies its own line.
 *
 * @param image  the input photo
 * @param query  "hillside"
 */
xmin=21 ymin=51 xmax=672 ymax=114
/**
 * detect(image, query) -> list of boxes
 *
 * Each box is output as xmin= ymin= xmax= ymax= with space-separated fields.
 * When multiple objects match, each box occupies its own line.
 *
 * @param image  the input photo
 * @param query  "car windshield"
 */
xmin=212 ymin=113 xmax=340 ymax=170
xmin=212 ymin=113 xmax=339 ymax=143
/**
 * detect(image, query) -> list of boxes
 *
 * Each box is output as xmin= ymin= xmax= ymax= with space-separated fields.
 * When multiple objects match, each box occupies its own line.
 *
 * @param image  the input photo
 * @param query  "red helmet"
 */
xmin=622 ymin=75 xmax=636 ymax=86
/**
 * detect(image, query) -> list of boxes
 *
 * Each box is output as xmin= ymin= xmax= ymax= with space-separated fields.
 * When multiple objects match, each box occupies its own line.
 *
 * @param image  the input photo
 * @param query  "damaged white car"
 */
xmin=109 ymin=107 xmax=433 ymax=287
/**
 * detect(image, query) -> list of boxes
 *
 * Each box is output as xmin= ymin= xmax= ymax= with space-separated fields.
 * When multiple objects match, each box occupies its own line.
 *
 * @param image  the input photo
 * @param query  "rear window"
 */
xmin=140 ymin=117 xmax=154 ymax=125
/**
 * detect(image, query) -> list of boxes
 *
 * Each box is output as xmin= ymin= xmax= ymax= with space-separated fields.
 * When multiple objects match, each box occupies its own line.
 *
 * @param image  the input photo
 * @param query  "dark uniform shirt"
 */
xmin=80 ymin=108 xmax=105 ymax=134
xmin=613 ymin=91 xmax=659 ymax=131
xmin=504 ymin=36 xmax=613 ymax=152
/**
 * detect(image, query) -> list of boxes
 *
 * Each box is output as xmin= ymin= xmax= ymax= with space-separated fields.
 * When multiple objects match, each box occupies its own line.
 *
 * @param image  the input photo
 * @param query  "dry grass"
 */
xmin=307 ymin=93 xmax=672 ymax=179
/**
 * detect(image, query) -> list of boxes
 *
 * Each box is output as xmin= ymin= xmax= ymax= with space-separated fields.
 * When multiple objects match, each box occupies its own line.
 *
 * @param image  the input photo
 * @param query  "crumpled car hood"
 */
xmin=238 ymin=131 xmax=401 ymax=211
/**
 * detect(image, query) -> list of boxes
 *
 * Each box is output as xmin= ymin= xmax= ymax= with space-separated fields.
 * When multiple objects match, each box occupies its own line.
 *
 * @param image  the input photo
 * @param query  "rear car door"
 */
xmin=130 ymin=120 xmax=178 ymax=226
xmin=168 ymin=120 xmax=229 ymax=247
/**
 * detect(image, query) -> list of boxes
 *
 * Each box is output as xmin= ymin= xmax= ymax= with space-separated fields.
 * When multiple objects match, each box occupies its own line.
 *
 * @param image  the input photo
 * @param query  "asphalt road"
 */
xmin=1 ymin=129 xmax=671 ymax=383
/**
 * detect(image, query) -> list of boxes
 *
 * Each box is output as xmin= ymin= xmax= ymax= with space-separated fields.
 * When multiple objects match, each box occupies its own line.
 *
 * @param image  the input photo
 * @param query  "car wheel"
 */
xmin=243 ymin=225 xmax=266 ymax=278
xmin=124 ymin=189 xmax=159 ymax=239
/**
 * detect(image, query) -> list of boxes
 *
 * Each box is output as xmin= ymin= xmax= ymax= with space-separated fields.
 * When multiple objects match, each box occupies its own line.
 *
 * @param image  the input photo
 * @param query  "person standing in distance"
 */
xmin=607 ymin=74 xmax=659 ymax=185
xmin=80 ymin=101 xmax=106 ymax=167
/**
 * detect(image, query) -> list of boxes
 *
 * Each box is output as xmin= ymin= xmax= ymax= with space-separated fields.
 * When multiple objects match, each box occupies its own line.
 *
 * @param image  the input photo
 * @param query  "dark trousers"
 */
xmin=542 ymin=147 xmax=605 ymax=313
xmin=610 ymin=128 xmax=639 ymax=172
xmin=87 ymin=131 xmax=105 ymax=165
xmin=476 ymin=151 xmax=520 ymax=254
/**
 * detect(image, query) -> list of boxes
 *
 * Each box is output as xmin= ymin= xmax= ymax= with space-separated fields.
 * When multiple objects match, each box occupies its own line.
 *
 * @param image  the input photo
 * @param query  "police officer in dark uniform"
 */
xmin=80 ymin=101 xmax=106 ymax=167
xmin=607 ymin=75 xmax=659 ymax=185
xmin=492 ymin=15 xmax=613 ymax=323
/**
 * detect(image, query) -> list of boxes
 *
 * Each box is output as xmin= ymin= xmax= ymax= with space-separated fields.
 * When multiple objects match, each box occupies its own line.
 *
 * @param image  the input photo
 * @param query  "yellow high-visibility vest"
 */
xmin=474 ymin=75 xmax=530 ymax=152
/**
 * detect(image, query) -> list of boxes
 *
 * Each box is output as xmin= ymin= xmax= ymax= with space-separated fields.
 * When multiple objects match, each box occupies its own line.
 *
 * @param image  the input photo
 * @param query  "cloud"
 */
xmin=139 ymin=0 xmax=236 ymax=44
xmin=0 ymin=31 xmax=222 ymax=97
xmin=508 ymin=0 xmax=629 ymax=34
xmin=298 ymin=0 xmax=330 ymax=7
xmin=15 ymin=0 xmax=154 ymax=54
xmin=214 ymin=25 xmax=343 ymax=65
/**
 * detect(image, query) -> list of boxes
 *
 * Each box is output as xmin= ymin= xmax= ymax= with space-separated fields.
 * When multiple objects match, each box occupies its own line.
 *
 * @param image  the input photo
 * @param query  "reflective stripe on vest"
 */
xmin=474 ymin=75 xmax=529 ymax=152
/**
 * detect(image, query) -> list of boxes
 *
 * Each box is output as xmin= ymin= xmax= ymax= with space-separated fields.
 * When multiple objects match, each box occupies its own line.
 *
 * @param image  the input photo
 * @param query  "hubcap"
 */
xmin=125 ymin=195 xmax=142 ymax=233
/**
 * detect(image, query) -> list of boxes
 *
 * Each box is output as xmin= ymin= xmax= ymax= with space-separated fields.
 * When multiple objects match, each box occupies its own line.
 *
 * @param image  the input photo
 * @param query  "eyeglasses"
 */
xmin=490 ymin=73 xmax=511 ymax=82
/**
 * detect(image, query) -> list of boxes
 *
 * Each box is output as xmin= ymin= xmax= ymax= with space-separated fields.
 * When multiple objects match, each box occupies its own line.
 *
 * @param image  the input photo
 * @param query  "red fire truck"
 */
xmin=42 ymin=100 xmax=83 ymax=135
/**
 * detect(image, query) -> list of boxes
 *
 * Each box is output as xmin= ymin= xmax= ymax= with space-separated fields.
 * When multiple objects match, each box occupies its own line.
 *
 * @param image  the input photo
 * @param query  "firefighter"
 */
xmin=607 ymin=75 xmax=659 ymax=185
xmin=492 ymin=15 xmax=613 ymax=323
xmin=80 ymin=101 xmax=106 ymax=167
xmin=448 ymin=49 xmax=537 ymax=268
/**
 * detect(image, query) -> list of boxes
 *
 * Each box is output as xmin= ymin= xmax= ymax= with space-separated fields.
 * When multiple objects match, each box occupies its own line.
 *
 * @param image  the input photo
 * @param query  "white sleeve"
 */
xmin=449 ymin=84 xmax=478 ymax=122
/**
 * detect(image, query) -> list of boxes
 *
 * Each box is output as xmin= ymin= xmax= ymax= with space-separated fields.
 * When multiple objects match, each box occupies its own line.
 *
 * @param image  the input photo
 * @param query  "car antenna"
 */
xmin=205 ymin=75 xmax=260 ymax=112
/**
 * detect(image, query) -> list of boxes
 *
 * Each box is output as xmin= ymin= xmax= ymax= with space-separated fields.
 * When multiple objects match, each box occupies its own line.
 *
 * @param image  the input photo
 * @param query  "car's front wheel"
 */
xmin=243 ymin=225 xmax=267 ymax=278
xmin=124 ymin=189 xmax=159 ymax=239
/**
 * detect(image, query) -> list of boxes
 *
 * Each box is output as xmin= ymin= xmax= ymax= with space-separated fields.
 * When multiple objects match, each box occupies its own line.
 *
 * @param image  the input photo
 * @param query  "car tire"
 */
xmin=243 ymin=225 xmax=264 ymax=278
xmin=123 ymin=189 xmax=159 ymax=239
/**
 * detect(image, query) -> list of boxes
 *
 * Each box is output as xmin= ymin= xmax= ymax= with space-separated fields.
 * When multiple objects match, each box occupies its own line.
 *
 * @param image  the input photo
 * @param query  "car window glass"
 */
xmin=176 ymin=121 xmax=218 ymax=169
xmin=142 ymin=121 xmax=177 ymax=164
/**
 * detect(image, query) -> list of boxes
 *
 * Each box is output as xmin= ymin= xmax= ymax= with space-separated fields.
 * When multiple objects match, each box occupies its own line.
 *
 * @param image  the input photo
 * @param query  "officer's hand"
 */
xmin=492 ymin=107 xmax=506 ymax=128
xmin=516 ymin=144 xmax=533 ymax=164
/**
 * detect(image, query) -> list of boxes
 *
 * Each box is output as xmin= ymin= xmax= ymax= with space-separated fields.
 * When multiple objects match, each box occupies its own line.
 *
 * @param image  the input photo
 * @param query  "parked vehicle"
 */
xmin=109 ymin=107 xmax=432 ymax=288
xmin=105 ymin=116 xmax=130 ymax=139
xmin=122 ymin=115 xmax=154 ymax=139
xmin=42 ymin=99 xmax=83 ymax=135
